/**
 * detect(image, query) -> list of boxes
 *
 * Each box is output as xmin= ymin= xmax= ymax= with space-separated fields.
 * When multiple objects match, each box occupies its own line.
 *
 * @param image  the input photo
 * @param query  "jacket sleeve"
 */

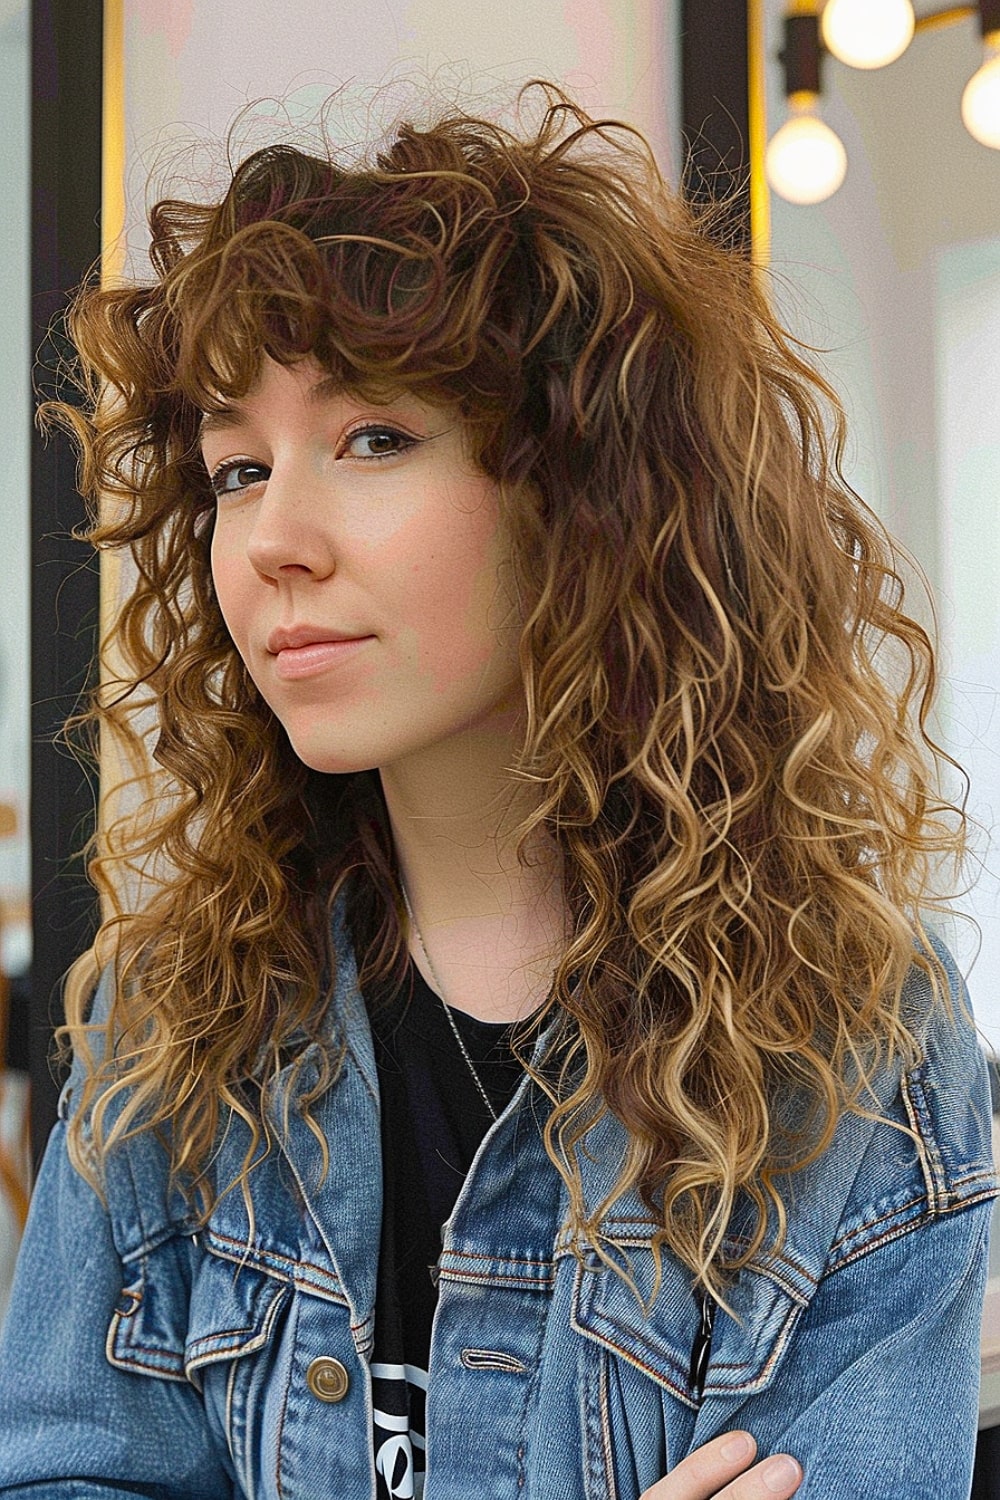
xmin=694 ymin=1191 xmax=994 ymax=1499
xmin=0 ymin=1111 xmax=236 ymax=1498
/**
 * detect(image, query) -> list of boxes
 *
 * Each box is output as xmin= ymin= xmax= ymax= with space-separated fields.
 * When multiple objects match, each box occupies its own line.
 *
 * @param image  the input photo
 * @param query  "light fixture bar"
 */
xmin=913 ymin=5 xmax=975 ymax=34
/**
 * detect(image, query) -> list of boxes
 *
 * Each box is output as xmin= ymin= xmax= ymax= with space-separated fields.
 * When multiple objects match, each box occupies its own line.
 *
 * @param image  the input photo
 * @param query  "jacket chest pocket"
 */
xmin=568 ymin=1246 xmax=806 ymax=1500
xmin=568 ymin=1250 xmax=698 ymax=1500
xmin=108 ymin=1235 xmax=370 ymax=1500
xmin=184 ymin=1247 xmax=295 ymax=1495
xmin=108 ymin=1236 xmax=293 ymax=1497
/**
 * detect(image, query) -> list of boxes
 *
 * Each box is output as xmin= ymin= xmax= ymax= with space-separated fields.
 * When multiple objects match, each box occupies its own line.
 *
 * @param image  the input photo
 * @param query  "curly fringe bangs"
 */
xmin=51 ymin=79 xmax=968 ymax=1301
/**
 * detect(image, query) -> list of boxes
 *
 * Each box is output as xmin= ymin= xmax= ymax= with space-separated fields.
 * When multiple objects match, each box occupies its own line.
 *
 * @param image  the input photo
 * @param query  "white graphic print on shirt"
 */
xmin=372 ymin=1361 xmax=428 ymax=1500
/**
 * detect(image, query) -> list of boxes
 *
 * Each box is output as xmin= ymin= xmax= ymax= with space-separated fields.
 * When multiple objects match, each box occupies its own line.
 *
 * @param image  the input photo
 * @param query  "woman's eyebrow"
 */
xmin=198 ymin=406 xmax=244 ymax=440
xmin=197 ymin=378 xmax=410 ymax=442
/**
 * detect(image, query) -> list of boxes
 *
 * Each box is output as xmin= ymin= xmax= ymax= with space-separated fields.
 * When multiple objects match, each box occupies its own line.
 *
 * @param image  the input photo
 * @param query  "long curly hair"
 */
xmin=50 ymin=79 xmax=967 ymax=1299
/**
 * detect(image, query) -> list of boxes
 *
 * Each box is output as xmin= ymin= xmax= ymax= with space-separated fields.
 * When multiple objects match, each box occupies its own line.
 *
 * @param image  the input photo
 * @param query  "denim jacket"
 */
xmin=1 ymin=895 xmax=997 ymax=1500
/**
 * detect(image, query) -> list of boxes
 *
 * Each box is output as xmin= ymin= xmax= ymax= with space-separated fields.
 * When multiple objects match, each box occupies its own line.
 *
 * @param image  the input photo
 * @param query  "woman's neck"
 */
xmin=377 ymin=739 xmax=570 ymax=1024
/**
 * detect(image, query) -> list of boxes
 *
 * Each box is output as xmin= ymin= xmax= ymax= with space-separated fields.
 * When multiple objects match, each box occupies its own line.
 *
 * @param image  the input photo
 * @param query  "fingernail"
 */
xmin=762 ymin=1455 xmax=802 ymax=1493
xmin=721 ymin=1432 xmax=753 ymax=1461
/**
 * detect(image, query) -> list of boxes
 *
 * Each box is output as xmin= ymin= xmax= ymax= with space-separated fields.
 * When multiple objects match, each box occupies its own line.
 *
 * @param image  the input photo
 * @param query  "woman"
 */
xmin=0 ymin=80 xmax=994 ymax=1499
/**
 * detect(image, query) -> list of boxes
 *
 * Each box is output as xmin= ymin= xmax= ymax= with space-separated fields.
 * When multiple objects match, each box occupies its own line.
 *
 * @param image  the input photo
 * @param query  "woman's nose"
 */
xmin=244 ymin=465 xmax=337 ymax=580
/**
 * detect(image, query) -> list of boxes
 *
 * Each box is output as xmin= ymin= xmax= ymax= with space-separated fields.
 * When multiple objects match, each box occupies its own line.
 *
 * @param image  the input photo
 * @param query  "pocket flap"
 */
xmin=184 ymin=1245 xmax=290 ymax=1378
xmin=107 ymin=1235 xmax=289 ymax=1387
xmin=570 ymin=1241 xmax=807 ymax=1406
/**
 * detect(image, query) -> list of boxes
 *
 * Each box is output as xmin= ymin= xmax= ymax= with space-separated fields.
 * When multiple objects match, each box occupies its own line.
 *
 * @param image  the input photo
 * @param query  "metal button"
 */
xmin=306 ymin=1356 xmax=350 ymax=1403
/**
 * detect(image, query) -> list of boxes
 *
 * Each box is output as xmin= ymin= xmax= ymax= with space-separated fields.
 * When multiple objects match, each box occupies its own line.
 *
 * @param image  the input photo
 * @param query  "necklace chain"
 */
xmin=399 ymin=881 xmax=499 ymax=1122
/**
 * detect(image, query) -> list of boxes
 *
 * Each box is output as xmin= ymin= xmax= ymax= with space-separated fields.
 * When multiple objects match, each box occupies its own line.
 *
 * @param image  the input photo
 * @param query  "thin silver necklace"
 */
xmin=399 ymin=880 xmax=499 ymax=1122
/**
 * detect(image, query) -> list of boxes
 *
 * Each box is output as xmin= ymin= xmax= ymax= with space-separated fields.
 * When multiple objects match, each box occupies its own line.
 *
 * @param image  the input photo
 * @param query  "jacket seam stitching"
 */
xmin=441 ymin=1248 xmax=554 ymax=1267
xmin=826 ymin=1188 xmax=998 ymax=1275
xmin=272 ymin=1294 xmax=298 ymax=1500
xmin=901 ymin=1066 xmax=945 ymax=1212
xmin=703 ymin=1298 xmax=802 ymax=1394
xmin=203 ymin=1230 xmax=349 ymax=1303
xmin=437 ymin=1267 xmax=556 ymax=1287
xmin=572 ymin=1321 xmax=697 ymax=1409
xmin=830 ymin=1190 xmax=928 ymax=1252
xmin=599 ymin=1352 xmax=617 ymax=1500
xmin=105 ymin=1315 xmax=187 ymax=1380
xmin=830 ymin=1175 xmax=999 ymax=1259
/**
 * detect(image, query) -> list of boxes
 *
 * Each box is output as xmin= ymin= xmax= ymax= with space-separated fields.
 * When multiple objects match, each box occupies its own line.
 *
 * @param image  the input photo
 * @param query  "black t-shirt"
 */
xmin=364 ymin=959 xmax=526 ymax=1500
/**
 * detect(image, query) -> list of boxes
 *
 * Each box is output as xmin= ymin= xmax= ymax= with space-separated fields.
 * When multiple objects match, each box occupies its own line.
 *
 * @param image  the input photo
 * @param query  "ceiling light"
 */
xmin=962 ymin=33 xmax=1000 ymax=148
xmin=821 ymin=0 xmax=916 ymax=70
xmin=766 ymin=94 xmax=848 ymax=204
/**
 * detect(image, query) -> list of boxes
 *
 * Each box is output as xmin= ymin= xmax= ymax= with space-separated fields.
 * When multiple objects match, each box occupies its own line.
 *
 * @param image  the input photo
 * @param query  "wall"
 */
xmin=117 ymin=0 xmax=680 ymax=270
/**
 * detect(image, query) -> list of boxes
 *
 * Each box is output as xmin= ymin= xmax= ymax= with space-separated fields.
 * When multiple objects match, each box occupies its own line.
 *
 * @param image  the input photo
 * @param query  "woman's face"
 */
xmin=202 ymin=356 xmax=525 ymax=775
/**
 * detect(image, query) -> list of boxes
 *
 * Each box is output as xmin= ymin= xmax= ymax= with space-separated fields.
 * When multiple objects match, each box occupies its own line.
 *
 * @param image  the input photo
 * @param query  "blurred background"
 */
xmin=1 ymin=0 xmax=999 ymax=1479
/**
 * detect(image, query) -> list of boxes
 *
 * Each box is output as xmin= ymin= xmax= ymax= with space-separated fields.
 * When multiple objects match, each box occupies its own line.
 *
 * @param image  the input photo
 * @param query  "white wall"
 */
xmin=119 ymin=0 xmax=680 ymax=268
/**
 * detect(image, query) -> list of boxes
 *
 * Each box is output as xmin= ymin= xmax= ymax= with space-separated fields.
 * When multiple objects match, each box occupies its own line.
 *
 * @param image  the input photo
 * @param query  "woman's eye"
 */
xmin=342 ymin=425 xmax=417 ymax=460
xmin=208 ymin=460 xmax=270 ymax=498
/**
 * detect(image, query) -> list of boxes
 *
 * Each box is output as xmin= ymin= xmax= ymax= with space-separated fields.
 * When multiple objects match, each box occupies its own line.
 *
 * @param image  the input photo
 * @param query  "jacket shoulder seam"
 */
xmin=826 ymin=1184 xmax=998 ymax=1276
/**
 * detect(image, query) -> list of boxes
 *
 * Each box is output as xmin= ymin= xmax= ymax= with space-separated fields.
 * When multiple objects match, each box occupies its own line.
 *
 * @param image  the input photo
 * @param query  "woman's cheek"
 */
xmin=209 ymin=536 xmax=252 ymax=658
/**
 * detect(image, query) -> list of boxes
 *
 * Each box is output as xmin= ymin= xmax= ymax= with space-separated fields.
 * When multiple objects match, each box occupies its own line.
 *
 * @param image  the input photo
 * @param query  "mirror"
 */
xmin=764 ymin=0 xmax=1000 ymax=1055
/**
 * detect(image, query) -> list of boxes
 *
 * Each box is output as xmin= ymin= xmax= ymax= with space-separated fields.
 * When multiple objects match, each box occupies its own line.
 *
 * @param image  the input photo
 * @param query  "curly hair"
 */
xmin=49 ymin=79 xmax=967 ymax=1301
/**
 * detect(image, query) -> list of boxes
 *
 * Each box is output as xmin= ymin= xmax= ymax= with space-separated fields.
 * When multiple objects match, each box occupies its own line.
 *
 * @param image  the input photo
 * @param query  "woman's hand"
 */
xmin=641 ymin=1432 xmax=802 ymax=1499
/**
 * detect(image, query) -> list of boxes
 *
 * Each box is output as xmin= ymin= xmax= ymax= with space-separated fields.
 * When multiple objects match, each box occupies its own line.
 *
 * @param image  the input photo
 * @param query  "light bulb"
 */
xmin=766 ymin=101 xmax=847 ymax=204
xmin=962 ymin=40 xmax=1000 ymax=150
xmin=821 ymin=0 xmax=915 ymax=70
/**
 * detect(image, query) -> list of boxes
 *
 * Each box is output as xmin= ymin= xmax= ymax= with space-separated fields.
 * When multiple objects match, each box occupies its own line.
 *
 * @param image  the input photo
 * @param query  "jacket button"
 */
xmin=306 ymin=1356 xmax=350 ymax=1403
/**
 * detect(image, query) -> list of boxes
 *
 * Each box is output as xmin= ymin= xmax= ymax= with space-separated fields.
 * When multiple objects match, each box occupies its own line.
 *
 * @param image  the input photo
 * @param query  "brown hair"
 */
xmin=50 ymin=79 xmax=966 ymax=1299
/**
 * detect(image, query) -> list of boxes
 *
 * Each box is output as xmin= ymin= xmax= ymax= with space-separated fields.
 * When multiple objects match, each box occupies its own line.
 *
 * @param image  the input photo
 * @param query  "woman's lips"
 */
xmin=271 ymin=636 xmax=374 ymax=680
